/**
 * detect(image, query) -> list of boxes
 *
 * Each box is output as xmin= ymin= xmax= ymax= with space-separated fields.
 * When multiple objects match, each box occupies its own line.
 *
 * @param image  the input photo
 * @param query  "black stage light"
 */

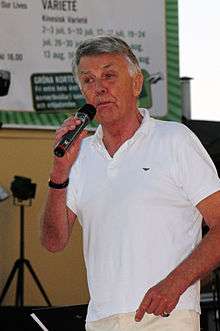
xmin=0 ymin=176 xmax=51 ymax=307
xmin=10 ymin=176 xmax=36 ymax=201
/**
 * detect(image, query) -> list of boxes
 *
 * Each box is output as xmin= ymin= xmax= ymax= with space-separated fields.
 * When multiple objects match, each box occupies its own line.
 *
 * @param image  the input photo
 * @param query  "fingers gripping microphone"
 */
xmin=54 ymin=104 xmax=96 ymax=157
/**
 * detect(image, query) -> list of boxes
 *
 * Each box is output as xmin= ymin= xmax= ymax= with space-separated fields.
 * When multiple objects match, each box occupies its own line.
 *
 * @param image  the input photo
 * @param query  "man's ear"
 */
xmin=133 ymin=70 xmax=144 ymax=97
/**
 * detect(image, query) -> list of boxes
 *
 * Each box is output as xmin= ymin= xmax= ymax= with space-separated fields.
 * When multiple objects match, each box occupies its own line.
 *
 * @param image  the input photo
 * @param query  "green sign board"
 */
xmin=0 ymin=0 xmax=181 ymax=128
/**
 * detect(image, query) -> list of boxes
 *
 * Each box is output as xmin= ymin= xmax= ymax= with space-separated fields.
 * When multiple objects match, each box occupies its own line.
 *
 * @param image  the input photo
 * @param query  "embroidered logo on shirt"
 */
xmin=142 ymin=167 xmax=150 ymax=171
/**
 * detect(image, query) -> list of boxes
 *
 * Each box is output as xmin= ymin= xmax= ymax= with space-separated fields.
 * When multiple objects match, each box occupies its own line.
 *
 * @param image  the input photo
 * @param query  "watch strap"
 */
xmin=48 ymin=178 xmax=69 ymax=189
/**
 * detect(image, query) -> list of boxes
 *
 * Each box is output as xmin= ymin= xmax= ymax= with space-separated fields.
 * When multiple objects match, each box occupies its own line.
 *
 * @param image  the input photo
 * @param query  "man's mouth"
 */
xmin=96 ymin=101 xmax=113 ymax=107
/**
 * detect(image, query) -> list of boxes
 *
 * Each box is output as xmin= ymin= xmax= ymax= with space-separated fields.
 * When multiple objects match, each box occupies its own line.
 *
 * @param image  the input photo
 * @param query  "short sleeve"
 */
xmin=172 ymin=125 xmax=220 ymax=206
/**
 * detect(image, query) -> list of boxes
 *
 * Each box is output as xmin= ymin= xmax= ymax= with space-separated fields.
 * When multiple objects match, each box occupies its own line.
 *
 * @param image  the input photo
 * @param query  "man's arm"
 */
xmin=40 ymin=184 xmax=77 ymax=252
xmin=135 ymin=190 xmax=220 ymax=321
xmin=40 ymin=117 xmax=88 ymax=252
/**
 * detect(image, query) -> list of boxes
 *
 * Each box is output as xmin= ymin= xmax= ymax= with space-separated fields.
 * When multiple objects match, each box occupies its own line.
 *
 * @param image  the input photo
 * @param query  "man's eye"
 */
xmin=83 ymin=77 xmax=94 ymax=84
xmin=104 ymin=73 xmax=116 ymax=79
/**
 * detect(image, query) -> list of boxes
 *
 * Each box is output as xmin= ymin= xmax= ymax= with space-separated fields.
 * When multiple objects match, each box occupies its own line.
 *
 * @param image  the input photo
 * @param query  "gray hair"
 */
xmin=72 ymin=35 xmax=141 ymax=82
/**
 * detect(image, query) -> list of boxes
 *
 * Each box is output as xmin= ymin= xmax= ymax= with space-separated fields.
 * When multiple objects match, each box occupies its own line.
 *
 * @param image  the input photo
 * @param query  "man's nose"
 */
xmin=95 ymin=79 xmax=107 ymax=95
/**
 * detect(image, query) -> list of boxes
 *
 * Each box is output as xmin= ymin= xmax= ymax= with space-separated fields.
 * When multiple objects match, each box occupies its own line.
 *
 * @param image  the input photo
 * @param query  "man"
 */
xmin=41 ymin=36 xmax=220 ymax=331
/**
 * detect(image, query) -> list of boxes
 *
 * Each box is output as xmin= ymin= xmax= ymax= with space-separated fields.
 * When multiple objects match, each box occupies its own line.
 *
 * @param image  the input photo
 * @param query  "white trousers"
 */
xmin=86 ymin=310 xmax=200 ymax=331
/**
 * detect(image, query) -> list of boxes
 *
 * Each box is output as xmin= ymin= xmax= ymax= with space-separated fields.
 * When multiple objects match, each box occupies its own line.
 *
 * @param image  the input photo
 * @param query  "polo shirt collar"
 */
xmin=92 ymin=108 xmax=151 ymax=146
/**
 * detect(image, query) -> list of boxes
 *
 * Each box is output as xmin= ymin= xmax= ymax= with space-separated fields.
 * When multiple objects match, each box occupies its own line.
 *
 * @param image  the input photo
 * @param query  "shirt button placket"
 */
xmin=107 ymin=159 xmax=118 ymax=178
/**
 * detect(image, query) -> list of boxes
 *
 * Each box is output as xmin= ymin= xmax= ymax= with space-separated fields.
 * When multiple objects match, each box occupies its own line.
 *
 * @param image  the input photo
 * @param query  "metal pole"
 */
xmin=180 ymin=76 xmax=193 ymax=120
xmin=15 ymin=204 xmax=25 ymax=306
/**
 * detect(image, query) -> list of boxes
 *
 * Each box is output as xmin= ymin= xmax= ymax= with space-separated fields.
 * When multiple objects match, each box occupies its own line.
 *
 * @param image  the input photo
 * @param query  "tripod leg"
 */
xmin=24 ymin=259 xmax=52 ymax=306
xmin=0 ymin=260 xmax=20 ymax=305
xmin=15 ymin=261 xmax=24 ymax=306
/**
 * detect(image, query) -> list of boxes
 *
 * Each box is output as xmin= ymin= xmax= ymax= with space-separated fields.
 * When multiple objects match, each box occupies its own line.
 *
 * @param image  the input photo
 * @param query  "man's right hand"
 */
xmin=51 ymin=116 xmax=89 ymax=181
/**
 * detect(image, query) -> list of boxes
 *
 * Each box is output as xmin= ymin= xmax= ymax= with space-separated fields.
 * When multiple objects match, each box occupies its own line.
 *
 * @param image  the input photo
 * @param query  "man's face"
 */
xmin=78 ymin=53 xmax=143 ymax=125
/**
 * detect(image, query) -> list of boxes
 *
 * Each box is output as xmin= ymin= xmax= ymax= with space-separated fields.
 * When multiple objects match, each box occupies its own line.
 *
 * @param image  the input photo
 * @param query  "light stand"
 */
xmin=0 ymin=197 xmax=51 ymax=306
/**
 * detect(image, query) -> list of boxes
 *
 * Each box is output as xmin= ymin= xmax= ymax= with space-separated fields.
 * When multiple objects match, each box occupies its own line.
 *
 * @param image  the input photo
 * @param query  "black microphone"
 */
xmin=54 ymin=104 xmax=96 ymax=157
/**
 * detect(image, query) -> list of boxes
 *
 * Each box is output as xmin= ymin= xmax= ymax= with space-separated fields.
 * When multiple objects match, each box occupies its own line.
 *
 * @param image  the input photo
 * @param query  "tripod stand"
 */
xmin=0 ymin=198 xmax=51 ymax=306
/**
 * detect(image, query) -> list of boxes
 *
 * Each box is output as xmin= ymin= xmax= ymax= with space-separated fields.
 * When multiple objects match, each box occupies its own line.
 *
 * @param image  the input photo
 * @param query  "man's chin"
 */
xmin=95 ymin=103 xmax=118 ymax=124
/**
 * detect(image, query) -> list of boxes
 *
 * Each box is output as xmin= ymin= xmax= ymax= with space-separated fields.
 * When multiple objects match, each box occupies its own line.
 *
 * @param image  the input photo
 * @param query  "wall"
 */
xmin=0 ymin=128 xmax=89 ymax=306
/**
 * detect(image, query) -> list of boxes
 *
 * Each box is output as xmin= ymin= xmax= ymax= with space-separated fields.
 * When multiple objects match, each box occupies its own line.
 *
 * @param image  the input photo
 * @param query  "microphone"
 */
xmin=54 ymin=104 xmax=96 ymax=157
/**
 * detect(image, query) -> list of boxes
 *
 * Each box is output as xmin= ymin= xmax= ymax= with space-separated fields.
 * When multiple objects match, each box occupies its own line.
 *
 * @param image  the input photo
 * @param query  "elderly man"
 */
xmin=41 ymin=36 xmax=220 ymax=331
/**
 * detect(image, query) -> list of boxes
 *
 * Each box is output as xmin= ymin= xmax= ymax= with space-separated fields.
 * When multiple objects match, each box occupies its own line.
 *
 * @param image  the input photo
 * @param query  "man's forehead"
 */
xmin=78 ymin=54 xmax=127 ymax=73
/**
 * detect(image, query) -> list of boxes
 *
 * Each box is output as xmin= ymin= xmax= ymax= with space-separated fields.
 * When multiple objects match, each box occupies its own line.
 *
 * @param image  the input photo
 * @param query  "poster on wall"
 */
xmin=0 ymin=0 xmax=167 ymax=118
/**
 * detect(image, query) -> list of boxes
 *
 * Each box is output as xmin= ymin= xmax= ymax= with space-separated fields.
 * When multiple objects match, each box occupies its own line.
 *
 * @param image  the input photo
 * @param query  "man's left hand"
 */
xmin=135 ymin=278 xmax=182 ymax=321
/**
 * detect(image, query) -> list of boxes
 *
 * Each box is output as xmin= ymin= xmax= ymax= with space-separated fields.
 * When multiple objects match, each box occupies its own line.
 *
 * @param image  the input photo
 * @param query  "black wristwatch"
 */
xmin=48 ymin=178 xmax=69 ymax=189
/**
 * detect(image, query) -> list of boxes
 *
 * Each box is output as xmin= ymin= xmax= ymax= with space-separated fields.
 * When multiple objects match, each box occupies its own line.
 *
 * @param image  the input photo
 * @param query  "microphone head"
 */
xmin=78 ymin=104 xmax=96 ymax=121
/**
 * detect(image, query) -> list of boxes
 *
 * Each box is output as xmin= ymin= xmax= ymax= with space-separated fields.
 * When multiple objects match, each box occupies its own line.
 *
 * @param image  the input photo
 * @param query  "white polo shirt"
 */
xmin=67 ymin=109 xmax=220 ymax=322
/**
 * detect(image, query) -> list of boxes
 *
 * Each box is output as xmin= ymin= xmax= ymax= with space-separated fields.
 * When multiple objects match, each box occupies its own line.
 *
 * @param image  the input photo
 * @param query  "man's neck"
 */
xmin=102 ymin=110 xmax=143 ymax=157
